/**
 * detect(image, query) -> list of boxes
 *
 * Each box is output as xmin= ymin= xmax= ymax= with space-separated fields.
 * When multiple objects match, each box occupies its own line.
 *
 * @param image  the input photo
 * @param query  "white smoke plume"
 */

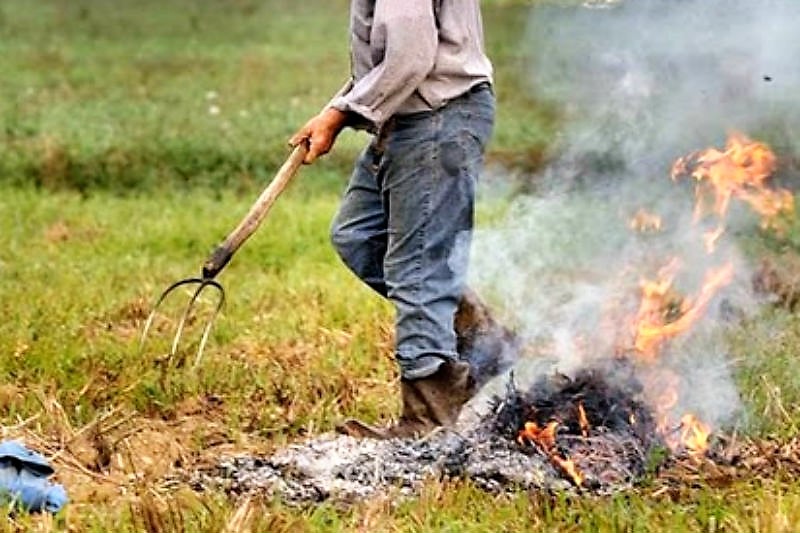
xmin=468 ymin=0 xmax=800 ymax=434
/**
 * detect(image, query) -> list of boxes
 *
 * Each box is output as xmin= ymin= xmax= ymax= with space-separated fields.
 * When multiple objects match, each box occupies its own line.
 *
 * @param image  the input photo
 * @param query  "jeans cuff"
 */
xmin=396 ymin=352 xmax=457 ymax=380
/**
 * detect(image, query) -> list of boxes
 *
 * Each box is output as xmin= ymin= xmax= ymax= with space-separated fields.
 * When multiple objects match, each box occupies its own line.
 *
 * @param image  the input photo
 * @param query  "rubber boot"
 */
xmin=337 ymin=360 xmax=475 ymax=439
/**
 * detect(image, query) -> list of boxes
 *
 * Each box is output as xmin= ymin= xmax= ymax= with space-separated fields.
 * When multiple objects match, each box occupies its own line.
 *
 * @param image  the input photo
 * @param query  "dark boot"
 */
xmin=455 ymin=289 xmax=518 ymax=387
xmin=337 ymin=360 xmax=475 ymax=439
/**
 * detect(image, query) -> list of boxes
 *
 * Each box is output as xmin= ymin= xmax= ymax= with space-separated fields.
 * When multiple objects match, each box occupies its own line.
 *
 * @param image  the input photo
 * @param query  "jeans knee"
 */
xmin=330 ymin=219 xmax=351 ymax=261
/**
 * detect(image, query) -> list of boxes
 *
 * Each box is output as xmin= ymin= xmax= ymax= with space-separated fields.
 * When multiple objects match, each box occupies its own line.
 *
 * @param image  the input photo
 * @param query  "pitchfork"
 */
xmin=140 ymin=143 xmax=309 ymax=369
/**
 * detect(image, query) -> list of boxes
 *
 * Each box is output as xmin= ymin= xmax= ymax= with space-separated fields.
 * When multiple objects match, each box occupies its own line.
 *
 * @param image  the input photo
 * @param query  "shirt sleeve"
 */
xmin=330 ymin=0 xmax=438 ymax=131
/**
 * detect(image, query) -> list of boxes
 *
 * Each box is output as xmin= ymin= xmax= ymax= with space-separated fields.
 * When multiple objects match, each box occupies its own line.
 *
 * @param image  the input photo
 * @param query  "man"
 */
xmin=289 ymin=0 xmax=502 ymax=439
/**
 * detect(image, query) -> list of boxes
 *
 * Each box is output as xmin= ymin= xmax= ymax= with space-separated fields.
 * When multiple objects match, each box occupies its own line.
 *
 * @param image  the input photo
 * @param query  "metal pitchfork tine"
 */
xmin=140 ymin=143 xmax=309 ymax=369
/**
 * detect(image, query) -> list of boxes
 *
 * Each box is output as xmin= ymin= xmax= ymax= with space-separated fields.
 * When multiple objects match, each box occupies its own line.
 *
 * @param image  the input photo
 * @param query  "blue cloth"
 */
xmin=331 ymin=85 xmax=495 ymax=379
xmin=0 ymin=441 xmax=68 ymax=513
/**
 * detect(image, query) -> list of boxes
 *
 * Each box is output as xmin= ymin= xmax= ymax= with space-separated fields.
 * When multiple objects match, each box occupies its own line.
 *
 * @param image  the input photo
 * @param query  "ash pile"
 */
xmin=190 ymin=364 xmax=661 ymax=505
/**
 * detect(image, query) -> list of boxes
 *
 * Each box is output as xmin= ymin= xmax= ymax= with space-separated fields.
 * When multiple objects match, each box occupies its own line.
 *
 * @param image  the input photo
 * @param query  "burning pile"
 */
xmin=189 ymin=369 xmax=657 ymax=503
xmin=478 ymin=131 xmax=793 ymax=490
xmin=501 ymin=365 xmax=657 ymax=490
xmin=188 ymin=133 xmax=794 ymax=504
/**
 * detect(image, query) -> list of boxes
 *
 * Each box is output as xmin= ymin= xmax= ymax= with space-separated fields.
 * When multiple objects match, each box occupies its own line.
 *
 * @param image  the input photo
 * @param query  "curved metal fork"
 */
xmin=140 ymin=277 xmax=226 ymax=369
xmin=139 ymin=144 xmax=308 ymax=372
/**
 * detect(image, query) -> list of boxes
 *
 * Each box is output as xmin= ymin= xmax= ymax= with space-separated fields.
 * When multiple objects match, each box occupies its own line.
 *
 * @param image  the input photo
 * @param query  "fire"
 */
xmin=516 ymin=132 xmax=790 ymax=472
xmin=660 ymin=413 xmax=712 ymax=456
xmin=626 ymin=132 xmax=788 ymax=456
xmin=672 ymin=131 xmax=794 ymax=232
xmin=518 ymin=421 xmax=585 ymax=486
xmin=517 ymin=421 xmax=558 ymax=450
xmin=577 ymin=402 xmax=590 ymax=438
xmin=551 ymin=456 xmax=585 ymax=487
xmin=631 ymin=259 xmax=733 ymax=453
xmin=678 ymin=413 xmax=711 ymax=456
xmin=633 ymin=261 xmax=734 ymax=359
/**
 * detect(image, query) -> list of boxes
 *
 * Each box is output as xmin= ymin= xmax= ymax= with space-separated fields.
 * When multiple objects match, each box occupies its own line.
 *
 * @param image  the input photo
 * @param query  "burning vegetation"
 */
xmin=190 ymin=132 xmax=796 ymax=503
xmin=631 ymin=132 xmax=791 ymax=453
xmin=672 ymin=132 xmax=793 ymax=237
xmin=508 ymin=131 xmax=795 ymax=485
xmin=508 ymin=367 xmax=657 ymax=489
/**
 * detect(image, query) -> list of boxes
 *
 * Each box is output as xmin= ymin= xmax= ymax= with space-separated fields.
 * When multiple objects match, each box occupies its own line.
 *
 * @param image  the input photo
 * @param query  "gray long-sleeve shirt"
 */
xmin=330 ymin=0 xmax=493 ymax=131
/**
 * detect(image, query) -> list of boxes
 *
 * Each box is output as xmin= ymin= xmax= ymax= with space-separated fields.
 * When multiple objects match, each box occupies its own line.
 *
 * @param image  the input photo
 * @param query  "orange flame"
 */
xmin=633 ymin=132 xmax=794 ymax=454
xmin=517 ymin=421 xmax=558 ymax=450
xmin=673 ymin=131 xmax=794 ymax=232
xmin=551 ymin=456 xmax=585 ymax=486
xmin=631 ymin=261 xmax=732 ymax=454
xmin=577 ymin=402 xmax=590 ymax=438
xmin=634 ymin=262 xmax=734 ymax=359
xmin=627 ymin=132 xmax=786 ymax=455
xmin=661 ymin=413 xmax=712 ymax=456
xmin=520 ymin=133 xmax=788 ymax=465
xmin=518 ymin=421 xmax=585 ymax=486
xmin=678 ymin=413 xmax=711 ymax=456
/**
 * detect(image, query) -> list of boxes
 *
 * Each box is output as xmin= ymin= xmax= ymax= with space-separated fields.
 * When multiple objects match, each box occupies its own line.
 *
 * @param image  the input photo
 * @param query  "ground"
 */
xmin=2 ymin=0 xmax=800 ymax=531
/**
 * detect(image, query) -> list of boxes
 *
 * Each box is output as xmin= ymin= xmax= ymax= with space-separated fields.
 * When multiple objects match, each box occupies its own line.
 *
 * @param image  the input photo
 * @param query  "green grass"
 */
xmin=0 ymin=0 xmax=556 ymax=192
xmin=2 ymin=0 xmax=800 ymax=531
xmin=5 ymin=186 xmax=800 ymax=532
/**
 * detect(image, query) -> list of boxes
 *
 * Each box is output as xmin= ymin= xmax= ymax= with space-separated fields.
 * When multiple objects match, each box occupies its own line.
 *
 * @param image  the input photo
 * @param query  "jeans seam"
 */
xmin=413 ymin=121 xmax=438 ymax=327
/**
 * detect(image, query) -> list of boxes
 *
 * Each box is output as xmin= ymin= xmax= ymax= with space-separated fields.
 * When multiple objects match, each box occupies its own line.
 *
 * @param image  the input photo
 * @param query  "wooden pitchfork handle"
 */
xmin=201 ymin=142 xmax=309 ymax=279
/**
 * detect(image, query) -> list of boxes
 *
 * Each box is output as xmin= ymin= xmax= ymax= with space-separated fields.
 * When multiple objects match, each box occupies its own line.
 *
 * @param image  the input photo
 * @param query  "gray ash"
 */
xmin=187 ymin=367 xmax=661 ymax=505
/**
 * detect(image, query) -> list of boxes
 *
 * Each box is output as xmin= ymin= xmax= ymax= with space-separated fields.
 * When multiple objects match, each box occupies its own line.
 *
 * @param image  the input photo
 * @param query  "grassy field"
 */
xmin=2 ymin=0 xmax=800 ymax=531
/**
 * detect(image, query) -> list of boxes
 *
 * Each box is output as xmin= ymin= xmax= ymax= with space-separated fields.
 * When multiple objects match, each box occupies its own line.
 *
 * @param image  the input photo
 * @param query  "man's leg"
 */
xmin=330 ymin=143 xmax=389 ymax=297
xmin=339 ymin=87 xmax=496 ymax=439
xmin=387 ymin=90 xmax=495 ymax=381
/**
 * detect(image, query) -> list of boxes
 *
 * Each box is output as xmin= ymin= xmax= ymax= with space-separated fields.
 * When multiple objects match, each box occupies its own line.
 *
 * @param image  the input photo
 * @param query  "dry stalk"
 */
xmin=224 ymin=497 xmax=256 ymax=533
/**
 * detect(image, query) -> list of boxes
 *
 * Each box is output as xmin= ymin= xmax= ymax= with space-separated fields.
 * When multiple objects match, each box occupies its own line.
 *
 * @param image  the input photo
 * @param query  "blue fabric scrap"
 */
xmin=0 ymin=441 xmax=68 ymax=513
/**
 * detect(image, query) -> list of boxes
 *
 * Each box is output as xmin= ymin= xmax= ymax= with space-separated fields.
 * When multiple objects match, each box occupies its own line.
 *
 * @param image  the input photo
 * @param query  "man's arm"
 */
xmin=290 ymin=0 xmax=438 ymax=163
xmin=330 ymin=0 xmax=438 ymax=129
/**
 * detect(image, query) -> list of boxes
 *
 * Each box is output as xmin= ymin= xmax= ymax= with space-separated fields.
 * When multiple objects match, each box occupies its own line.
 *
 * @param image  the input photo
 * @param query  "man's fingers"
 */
xmin=304 ymin=142 xmax=324 ymax=164
xmin=289 ymin=122 xmax=315 ymax=147
xmin=304 ymin=133 xmax=334 ymax=164
xmin=288 ymin=131 xmax=309 ymax=147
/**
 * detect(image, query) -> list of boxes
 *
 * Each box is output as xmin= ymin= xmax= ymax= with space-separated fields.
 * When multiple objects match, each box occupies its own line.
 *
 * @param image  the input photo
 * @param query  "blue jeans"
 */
xmin=331 ymin=85 xmax=495 ymax=379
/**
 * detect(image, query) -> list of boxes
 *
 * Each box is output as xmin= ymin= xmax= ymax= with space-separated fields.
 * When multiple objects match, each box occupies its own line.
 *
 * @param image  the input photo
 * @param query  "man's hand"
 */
xmin=289 ymin=107 xmax=349 ymax=164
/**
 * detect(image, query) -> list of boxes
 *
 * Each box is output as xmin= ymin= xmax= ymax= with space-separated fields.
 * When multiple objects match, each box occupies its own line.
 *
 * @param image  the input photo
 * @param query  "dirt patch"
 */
xmin=82 ymin=295 xmax=154 ymax=343
xmin=43 ymin=219 xmax=104 ymax=244
xmin=5 ymin=395 xmax=266 ymax=507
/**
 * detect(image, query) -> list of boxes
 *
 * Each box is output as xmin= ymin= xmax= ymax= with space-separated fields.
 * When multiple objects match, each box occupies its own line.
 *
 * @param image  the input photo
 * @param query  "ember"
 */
xmin=518 ymin=420 xmax=584 ymax=486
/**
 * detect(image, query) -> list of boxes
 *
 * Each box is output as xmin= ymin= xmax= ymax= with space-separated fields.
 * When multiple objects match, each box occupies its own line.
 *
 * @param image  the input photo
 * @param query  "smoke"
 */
xmin=525 ymin=0 xmax=800 ymax=181
xmin=469 ymin=0 xmax=800 ymax=433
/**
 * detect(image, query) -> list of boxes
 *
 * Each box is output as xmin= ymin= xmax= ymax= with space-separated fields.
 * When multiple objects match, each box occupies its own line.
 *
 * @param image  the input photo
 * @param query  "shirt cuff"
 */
xmin=329 ymin=96 xmax=382 ymax=133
